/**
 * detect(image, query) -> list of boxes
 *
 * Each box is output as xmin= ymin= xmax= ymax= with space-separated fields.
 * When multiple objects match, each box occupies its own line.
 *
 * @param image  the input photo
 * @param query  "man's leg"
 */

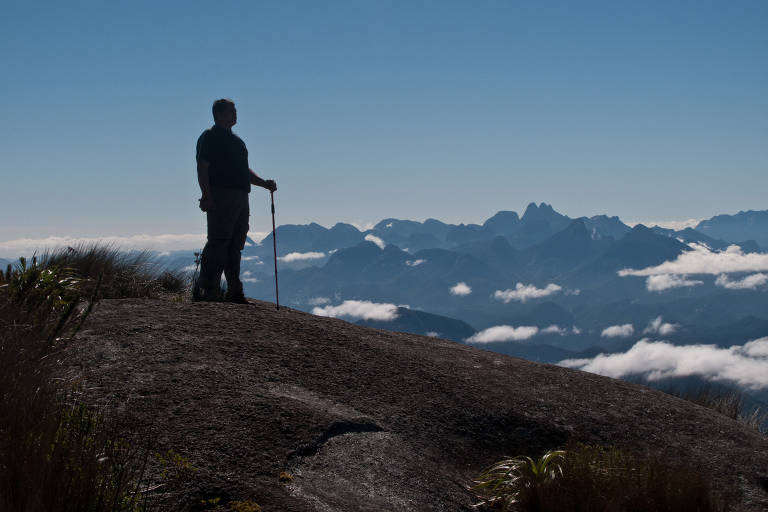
xmin=198 ymin=238 xmax=228 ymax=299
xmin=223 ymin=191 xmax=249 ymax=300
xmin=198 ymin=188 xmax=239 ymax=300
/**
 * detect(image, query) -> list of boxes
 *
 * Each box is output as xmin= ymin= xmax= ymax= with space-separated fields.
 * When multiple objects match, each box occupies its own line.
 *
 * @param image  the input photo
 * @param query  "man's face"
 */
xmin=217 ymin=105 xmax=237 ymax=128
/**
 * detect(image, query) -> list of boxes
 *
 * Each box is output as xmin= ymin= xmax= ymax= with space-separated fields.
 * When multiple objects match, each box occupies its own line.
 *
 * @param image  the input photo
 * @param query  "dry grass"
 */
xmin=670 ymin=384 xmax=768 ymax=433
xmin=472 ymin=442 xmax=730 ymax=512
xmin=0 ymin=245 xmax=190 ymax=510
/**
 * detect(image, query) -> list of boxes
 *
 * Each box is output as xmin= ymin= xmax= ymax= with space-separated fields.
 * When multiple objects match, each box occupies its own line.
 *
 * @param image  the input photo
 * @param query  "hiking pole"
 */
xmin=270 ymin=190 xmax=280 ymax=310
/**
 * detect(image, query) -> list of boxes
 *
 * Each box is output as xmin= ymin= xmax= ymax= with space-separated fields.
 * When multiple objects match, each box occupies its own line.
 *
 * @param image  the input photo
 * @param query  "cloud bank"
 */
xmin=715 ymin=273 xmax=768 ymax=290
xmin=494 ymin=283 xmax=562 ymax=303
xmin=541 ymin=325 xmax=567 ymax=336
xmin=643 ymin=316 xmax=678 ymax=336
xmin=559 ymin=337 xmax=768 ymax=391
xmin=312 ymin=300 xmax=399 ymax=321
xmin=278 ymin=251 xmax=325 ymax=263
xmin=467 ymin=325 xmax=539 ymax=343
xmin=601 ymin=324 xmax=634 ymax=338
xmin=645 ymin=274 xmax=703 ymax=292
xmin=450 ymin=282 xmax=472 ymax=296
xmin=627 ymin=219 xmax=701 ymax=231
xmin=364 ymin=234 xmax=386 ymax=249
xmin=620 ymin=244 xmax=768 ymax=277
xmin=0 ymin=232 xmax=269 ymax=257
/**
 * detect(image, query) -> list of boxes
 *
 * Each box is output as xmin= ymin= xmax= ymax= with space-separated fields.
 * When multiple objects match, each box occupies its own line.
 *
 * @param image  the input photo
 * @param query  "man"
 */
xmin=195 ymin=98 xmax=276 ymax=303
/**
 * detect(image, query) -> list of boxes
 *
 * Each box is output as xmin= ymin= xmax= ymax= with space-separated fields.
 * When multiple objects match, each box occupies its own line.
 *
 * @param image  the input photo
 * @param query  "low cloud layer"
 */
xmin=364 ymin=234 xmax=386 ymax=249
xmin=0 ymin=232 xmax=268 ymax=258
xmin=627 ymin=219 xmax=701 ymax=231
xmin=278 ymin=251 xmax=325 ymax=263
xmin=541 ymin=325 xmax=567 ymax=336
xmin=494 ymin=283 xmax=562 ymax=303
xmin=241 ymin=270 xmax=259 ymax=284
xmin=450 ymin=282 xmax=472 ymax=296
xmin=467 ymin=325 xmax=539 ymax=343
xmin=646 ymin=274 xmax=703 ymax=292
xmin=559 ymin=337 xmax=768 ymax=391
xmin=620 ymin=244 xmax=768 ymax=278
xmin=406 ymin=259 xmax=426 ymax=267
xmin=643 ymin=316 xmax=678 ymax=336
xmin=312 ymin=300 xmax=399 ymax=321
xmin=715 ymin=273 xmax=768 ymax=290
xmin=601 ymin=324 xmax=634 ymax=338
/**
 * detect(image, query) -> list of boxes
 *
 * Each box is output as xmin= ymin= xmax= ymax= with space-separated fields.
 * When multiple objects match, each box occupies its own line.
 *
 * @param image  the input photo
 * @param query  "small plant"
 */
xmin=278 ymin=471 xmax=294 ymax=483
xmin=472 ymin=450 xmax=564 ymax=511
xmin=229 ymin=500 xmax=262 ymax=512
xmin=155 ymin=449 xmax=197 ymax=481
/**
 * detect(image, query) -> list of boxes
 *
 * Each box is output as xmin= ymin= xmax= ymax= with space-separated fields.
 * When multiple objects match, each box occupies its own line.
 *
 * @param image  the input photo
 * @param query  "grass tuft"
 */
xmin=472 ymin=442 xmax=730 ymax=511
xmin=0 ymin=243 xmax=191 ymax=510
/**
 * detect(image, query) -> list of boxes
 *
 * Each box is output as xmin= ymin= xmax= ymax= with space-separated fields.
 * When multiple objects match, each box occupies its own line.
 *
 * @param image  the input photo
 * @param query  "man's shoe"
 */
xmin=225 ymin=291 xmax=249 ymax=304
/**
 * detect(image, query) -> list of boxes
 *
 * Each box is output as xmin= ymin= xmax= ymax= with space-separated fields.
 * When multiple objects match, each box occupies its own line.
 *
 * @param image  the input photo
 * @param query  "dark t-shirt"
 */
xmin=196 ymin=125 xmax=251 ymax=192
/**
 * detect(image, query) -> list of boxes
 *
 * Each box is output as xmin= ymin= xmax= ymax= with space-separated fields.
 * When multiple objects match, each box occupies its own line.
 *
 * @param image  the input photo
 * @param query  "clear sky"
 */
xmin=2 ymin=1 xmax=766 ymax=252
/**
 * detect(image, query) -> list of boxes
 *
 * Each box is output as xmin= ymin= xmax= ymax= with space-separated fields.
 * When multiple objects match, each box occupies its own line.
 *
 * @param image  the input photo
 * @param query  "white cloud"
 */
xmin=364 ymin=234 xmax=386 ymax=249
xmin=715 ymin=273 xmax=768 ymax=290
xmin=627 ymin=219 xmax=701 ymax=231
xmin=349 ymin=221 xmax=374 ymax=231
xmin=243 ymin=277 xmax=259 ymax=283
xmin=572 ymin=326 xmax=583 ymax=335
xmin=601 ymin=324 xmax=634 ymax=338
xmin=278 ymin=251 xmax=325 ymax=263
xmin=406 ymin=259 xmax=426 ymax=267
xmin=0 ymin=232 xmax=270 ymax=258
xmin=467 ymin=325 xmax=539 ymax=344
xmin=0 ymin=233 xmax=194 ymax=257
xmin=181 ymin=264 xmax=197 ymax=272
xmin=541 ymin=325 xmax=567 ymax=336
xmin=619 ymin=243 xmax=768 ymax=278
xmin=242 ymin=255 xmax=263 ymax=263
xmin=559 ymin=337 xmax=768 ymax=391
xmin=425 ymin=331 xmax=440 ymax=338
xmin=157 ymin=250 xmax=171 ymax=257
xmin=494 ymin=283 xmax=562 ymax=303
xmin=307 ymin=297 xmax=331 ymax=306
xmin=450 ymin=282 xmax=472 ymax=296
xmin=643 ymin=316 xmax=679 ymax=336
xmin=312 ymin=300 xmax=399 ymax=321
xmin=645 ymin=274 xmax=703 ymax=292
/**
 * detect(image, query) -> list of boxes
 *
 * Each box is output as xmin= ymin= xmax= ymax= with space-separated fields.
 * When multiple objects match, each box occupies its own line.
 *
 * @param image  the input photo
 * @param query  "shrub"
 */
xmin=472 ymin=442 xmax=730 ymax=511
xmin=38 ymin=243 xmax=188 ymax=299
xmin=0 ymin=254 xmax=154 ymax=511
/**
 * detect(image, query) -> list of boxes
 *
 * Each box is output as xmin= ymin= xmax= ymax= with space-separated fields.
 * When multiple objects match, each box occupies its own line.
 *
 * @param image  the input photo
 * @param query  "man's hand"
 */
xmin=199 ymin=195 xmax=215 ymax=212
xmin=265 ymin=179 xmax=277 ymax=192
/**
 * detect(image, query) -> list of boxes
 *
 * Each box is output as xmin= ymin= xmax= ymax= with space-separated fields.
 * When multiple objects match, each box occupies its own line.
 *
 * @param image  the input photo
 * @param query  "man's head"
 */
xmin=212 ymin=99 xmax=236 ymax=129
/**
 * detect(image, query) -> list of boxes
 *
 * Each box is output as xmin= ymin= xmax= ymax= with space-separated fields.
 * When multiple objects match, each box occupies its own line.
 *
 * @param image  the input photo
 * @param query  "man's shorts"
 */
xmin=207 ymin=187 xmax=249 ymax=250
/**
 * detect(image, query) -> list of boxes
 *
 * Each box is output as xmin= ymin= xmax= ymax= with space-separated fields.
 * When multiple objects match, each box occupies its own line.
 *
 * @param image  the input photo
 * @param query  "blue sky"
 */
xmin=1 ymin=1 xmax=766 ymax=253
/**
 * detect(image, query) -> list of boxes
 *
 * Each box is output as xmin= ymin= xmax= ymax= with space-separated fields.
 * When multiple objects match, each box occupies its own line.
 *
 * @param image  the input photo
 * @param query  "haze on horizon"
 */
xmin=2 ymin=1 xmax=766 ymax=246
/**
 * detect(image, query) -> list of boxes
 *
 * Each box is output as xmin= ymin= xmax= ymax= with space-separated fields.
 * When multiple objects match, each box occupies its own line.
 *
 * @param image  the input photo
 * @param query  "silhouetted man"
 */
xmin=196 ymin=98 xmax=276 ymax=303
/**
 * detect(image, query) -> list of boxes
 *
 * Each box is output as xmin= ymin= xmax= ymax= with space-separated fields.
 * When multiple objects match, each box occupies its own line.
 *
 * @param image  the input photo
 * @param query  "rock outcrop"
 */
xmin=64 ymin=298 xmax=768 ymax=511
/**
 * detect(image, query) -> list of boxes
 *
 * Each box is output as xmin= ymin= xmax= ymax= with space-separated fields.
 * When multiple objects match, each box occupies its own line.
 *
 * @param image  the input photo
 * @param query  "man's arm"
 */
xmin=197 ymin=159 xmax=215 ymax=211
xmin=249 ymin=169 xmax=277 ymax=192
